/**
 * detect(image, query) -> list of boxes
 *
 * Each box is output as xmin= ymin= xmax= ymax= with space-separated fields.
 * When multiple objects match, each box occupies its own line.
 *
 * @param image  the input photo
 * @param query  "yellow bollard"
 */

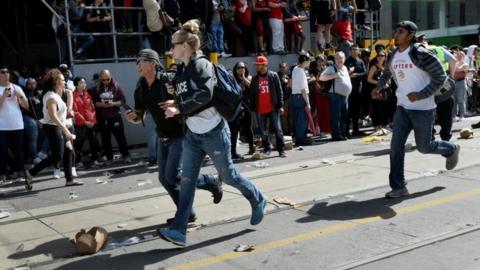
xmin=165 ymin=54 xmax=175 ymax=69
xmin=209 ymin=52 xmax=219 ymax=65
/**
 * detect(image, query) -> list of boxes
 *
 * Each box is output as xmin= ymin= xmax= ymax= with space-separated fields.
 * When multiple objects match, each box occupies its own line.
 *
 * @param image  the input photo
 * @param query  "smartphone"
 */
xmin=122 ymin=104 xmax=133 ymax=112
xmin=5 ymin=88 xmax=11 ymax=97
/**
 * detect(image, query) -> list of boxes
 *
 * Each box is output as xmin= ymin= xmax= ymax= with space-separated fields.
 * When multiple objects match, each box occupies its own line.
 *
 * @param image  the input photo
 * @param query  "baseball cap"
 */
xmin=396 ymin=21 xmax=418 ymax=33
xmin=254 ymin=56 xmax=269 ymax=65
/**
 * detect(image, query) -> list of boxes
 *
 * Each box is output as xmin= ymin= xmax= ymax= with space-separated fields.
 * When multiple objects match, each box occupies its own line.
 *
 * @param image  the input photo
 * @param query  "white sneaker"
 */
xmin=53 ymin=169 xmax=61 ymax=179
xmin=219 ymin=52 xmax=232 ymax=58
xmin=38 ymin=152 xmax=48 ymax=160
xmin=71 ymin=167 xmax=78 ymax=177
xmin=33 ymin=157 xmax=42 ymax=165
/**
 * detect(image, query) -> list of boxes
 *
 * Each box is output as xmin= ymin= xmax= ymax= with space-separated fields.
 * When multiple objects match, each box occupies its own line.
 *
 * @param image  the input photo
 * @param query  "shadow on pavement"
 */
xmin=8 ymin=238 xmax=76 ymax=260
xmin=47 ymin=229 xmax=255 ymax=270
xmin=353 ymin=146 xmax=416 ymax=157
xmin=296 ymin=186 xmax=445 ymax=223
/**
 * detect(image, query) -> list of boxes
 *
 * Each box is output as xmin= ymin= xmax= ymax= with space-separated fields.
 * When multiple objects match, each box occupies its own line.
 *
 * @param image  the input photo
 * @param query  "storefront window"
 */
xmin=391 ymin=0 xmax=440 ymax=30
xmin=447 ymin=0 xmax=479 ymax=27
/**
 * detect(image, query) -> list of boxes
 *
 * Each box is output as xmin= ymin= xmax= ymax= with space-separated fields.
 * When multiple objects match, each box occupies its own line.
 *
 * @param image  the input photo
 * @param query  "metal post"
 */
xmin=110 ymin=2 xmax=119 ymax=63
xmin=64 ymin=0 xmax=75 ymax=69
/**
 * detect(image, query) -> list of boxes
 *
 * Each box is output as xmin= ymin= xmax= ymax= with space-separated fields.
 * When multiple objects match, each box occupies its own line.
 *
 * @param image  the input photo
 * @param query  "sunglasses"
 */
xmin=377 ymin=54 xmax=386 ymax=57
xmin=0 ymin=70 xmax=9 ymax=74
xmin=237 ymin=66 xmax=246 ymax=69
xmin=136 ymin=59 xmax=150 ymax=65
xmin=101 ymin=78 xmax=111 ymax=82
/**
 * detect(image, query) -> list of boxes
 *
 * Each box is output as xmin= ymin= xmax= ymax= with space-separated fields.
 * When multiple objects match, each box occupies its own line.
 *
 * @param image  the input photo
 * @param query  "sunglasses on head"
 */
xmin=0 ymin=70 xmax=9 ymax=74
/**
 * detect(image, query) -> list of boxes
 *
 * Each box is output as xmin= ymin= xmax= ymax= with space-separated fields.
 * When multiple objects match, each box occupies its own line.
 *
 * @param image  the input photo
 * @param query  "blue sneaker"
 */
xmin=158 ymin=228 xmax=186 ymax=247
xmin=250 ymin=199 xmax=267 ymax=225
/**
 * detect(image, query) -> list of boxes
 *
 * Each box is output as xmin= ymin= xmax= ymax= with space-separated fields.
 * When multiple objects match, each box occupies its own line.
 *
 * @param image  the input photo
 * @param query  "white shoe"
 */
xmin=53 ymin=169 xmax=61 ymax=179
xmin=219 ymin=52 xmax=232 ymax=58
xmin=33 ymin=157 xmax=42 ymax=165
xmin=38 ymin=152 xmax=48 ymax=160
xmin=71 ymin=167 xmax=78 ymax=177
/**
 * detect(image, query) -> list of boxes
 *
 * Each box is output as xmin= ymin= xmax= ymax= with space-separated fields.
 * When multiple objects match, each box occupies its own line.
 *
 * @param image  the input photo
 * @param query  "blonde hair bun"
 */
xmin=182 ymin=19 xmax=200 ymax=35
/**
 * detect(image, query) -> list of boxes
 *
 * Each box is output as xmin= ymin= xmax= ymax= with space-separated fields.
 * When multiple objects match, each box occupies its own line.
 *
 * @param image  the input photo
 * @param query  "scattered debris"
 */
xmin=105 ymin=236 xmax=141 ymax=250
xmin=143 ymin=234 xmax=155 ymax=241
xmin=137 ymin=179 xmax=153 ymax=186
xmin=234 ymin=244 xmax=255 ymax=252
xmin=362 ymin=135 xmax=384 ymax=143
xmin=423 ymin=169 xmax=441 ymax=177
xmin=117 ymin=223 xmax=128 ymax=229
xmin=273 ymin=196 xmax=295 ymax=206
xmin=296 ymin=146 xmax=304 ymax=151
xmin=459 ymin=128 xmax=474 ymax=139
xmin=124 ymin=169 xmax=136 ymax=174
xmin=186 ymin=224 xmax=202 ymax=233
xmin=252 ymin=161 xmax=268 ymax=168
xmin=75 ymin=227 xmax=109 ymax=255
xmin=345 ymin=195 xmax=355 ymax=200
xmin=95 ymin=178 xmax=108 ymax=185
xmin=0 ymin=210 xmax=11 ymax=219
xmin=69 ymin=191 xmax=78 ymax=199
xmin=320 ymin=159 xmax=335 ymax=165
xmin=251 ymin=152 xmax=263 ymax=160
xmin=102 ymin=172 xmax=112 ymax=177
xmin=299 ymin=165 xmax=309 ymax=168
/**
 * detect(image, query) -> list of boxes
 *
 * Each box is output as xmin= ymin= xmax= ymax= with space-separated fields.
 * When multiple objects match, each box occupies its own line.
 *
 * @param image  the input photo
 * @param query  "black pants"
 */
xmin=0 ymin=130 xmax=24 ymax=175
xmin=434 ymin=97 xmax=453 ymax=141
xmin=346 ymin=90 xmax=362 ymax=133
xmin=371 ymin=100 xmax=389 ymax=128
xmin=30 ymin=125 xmax=73 ymax=182
xmin=97 ymin=115 xmax=130 ymax=160
xmin=74 ymin=125 xmax=98 ymax=163
xmin=228 ymin=109 xmax=254 ymax=156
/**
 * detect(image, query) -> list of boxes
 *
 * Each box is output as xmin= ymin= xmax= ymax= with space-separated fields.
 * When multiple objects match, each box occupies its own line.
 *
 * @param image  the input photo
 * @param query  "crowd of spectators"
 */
xmin=50 ymin=0 xmax=369 ymax=61
xmin=1 ymin=41 xmax=479 ymax=183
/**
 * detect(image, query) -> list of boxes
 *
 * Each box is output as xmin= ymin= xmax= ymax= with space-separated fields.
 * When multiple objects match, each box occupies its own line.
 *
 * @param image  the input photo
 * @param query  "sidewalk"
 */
xmin=1 ymin=119 xmax=479 ymax=269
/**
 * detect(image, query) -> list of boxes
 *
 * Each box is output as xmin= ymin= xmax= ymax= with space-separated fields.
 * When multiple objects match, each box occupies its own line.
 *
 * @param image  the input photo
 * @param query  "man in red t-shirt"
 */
xmin=250 ymin=56 xmax=287 ymax=157
xmin=268 ymin=0 xmax=287 ymax=54
xmin=331 ymin=12 xmax=354 ymax=58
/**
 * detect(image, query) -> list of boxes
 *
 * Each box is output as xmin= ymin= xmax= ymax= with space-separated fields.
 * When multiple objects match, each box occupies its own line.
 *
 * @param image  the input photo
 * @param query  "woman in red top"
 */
xmin=232 ymin=0 xmax=254 ymax=55
xmin=72 ymin=76 xmax=100 ymax=168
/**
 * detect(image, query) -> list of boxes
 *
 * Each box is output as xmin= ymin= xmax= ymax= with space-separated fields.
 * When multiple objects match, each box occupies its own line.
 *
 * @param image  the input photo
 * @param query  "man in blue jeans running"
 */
xmin=372 ymin=21 xmax=461 ymax=199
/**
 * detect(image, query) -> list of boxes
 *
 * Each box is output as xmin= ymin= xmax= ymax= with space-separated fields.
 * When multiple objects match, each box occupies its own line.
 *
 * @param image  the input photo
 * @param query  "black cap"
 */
xmin=396 ymin=21 xmax=418 ymax=33
xmin=298 ymin=52 xmax=313 ymax=63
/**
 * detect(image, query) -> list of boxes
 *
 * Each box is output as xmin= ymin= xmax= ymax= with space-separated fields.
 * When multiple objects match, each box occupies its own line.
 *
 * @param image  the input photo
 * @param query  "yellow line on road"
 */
xmin=166 ymin=188 xmax=480 ymax=270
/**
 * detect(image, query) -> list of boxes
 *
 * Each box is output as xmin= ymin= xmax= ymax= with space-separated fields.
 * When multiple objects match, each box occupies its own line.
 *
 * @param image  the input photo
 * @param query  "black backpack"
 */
xmin=211 ymin=64 xmax=244 ymax=121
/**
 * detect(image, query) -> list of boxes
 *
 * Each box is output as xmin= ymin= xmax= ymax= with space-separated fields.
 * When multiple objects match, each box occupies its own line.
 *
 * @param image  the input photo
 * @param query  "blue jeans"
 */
xmin=256 ymin=110 xmax=285 ymax=152
xmin=289 ymin=94 xmax=308 ymax=143
xmin=23 ymin=115 xmax=40 ymax=161
xmin=170 ymin=121 xmax=265 ymax=234
xmin=389 ymin=106 xmax=456 ymax=190
xmin=209 ymin=22 xmax=224 ymax=53
xmin=328 ymin=93 xmax=348 ymax=138
xmin=0 ymin=130 xmax=24 ymax=175
xmin=71 ymin=25 xmax=94 ymax=53
xmin=146 ymin=114 xmax=158 ymax=161
xmin=157 ymin=137 xmax=218 ymax=218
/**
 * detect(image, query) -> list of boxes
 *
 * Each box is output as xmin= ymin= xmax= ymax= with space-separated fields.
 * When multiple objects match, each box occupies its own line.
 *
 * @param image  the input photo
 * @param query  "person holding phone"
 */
xmin=0 ymin=65 xmax=29 ymax=182
xmin=125 ymin=49 xmax=223 ymax=225
xmin=25 ymin=68 xmax=84 ymax=190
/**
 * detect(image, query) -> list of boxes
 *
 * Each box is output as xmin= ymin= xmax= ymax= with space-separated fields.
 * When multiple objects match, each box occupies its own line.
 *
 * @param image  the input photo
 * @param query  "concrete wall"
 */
xmin=73 ymin=53 xmax=301 ymax=145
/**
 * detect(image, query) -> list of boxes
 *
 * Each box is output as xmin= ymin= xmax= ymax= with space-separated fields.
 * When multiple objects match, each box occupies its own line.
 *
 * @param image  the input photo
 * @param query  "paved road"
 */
xmin=34 ymin=164 xmax=480 ymax=270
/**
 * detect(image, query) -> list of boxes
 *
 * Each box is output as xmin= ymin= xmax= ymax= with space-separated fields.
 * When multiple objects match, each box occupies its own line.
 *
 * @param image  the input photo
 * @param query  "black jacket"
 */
xmin=134 ymin=71 xmax=184 ymax=139
xmin=250 ymin=71 xmax=284 ymax=113
xmin=173 ymin=52 xmax=215 ymax=116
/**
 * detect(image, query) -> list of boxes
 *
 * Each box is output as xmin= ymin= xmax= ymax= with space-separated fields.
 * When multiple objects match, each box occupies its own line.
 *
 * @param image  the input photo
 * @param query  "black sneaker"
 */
xmin=211 ymin=176 xmax=223 ymax=204
xmin=279 ymin=151 xmax=287 ymax=158
xmin=262 ymin=148 xmax=272 ymax=155
xmin=385 ymin=187 xmax=409 ymax=199
xmin=472 ymin=122 xmax=480 ymax=129
xmin=166 ymin=214 xmax=197 ymax=225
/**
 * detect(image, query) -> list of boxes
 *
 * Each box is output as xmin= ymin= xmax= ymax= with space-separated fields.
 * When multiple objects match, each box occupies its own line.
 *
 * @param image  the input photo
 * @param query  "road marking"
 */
xmin=166 ymin=187 xmax=480 ymax=270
